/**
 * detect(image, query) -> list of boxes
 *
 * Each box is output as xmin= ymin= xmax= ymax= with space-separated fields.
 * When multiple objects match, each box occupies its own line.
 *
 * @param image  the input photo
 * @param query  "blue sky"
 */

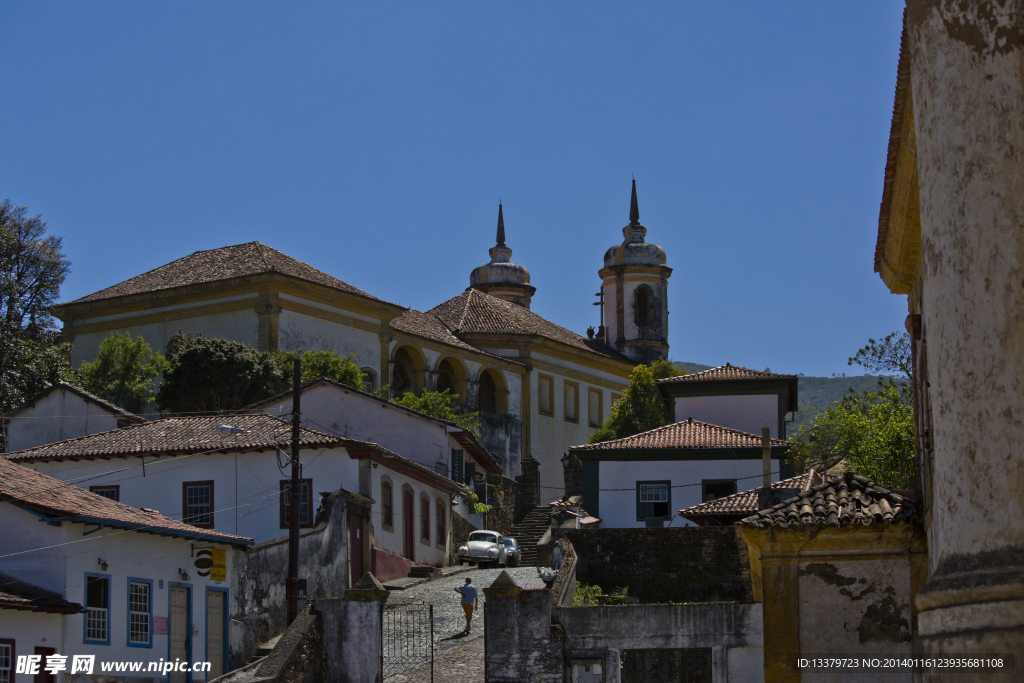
xmin=1 ymin=2 xmax=907 ymax=377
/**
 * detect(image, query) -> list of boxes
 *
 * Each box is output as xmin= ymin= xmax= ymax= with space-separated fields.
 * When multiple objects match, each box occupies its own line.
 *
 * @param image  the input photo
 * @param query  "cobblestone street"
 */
xmin=384 ymin=566 xmax=544 ymax=681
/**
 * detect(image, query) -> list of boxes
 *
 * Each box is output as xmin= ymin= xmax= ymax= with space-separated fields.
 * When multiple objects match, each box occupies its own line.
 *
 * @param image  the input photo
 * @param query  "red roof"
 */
xmin=0 ymin=459 xmax=252 ymax=546
xmin=571 ymin=418 xmax=790 ymax=452
xmin=678 ymin=471 xmax=823 ymax=521
xmin=0 ymin=572 xmax=84 ymax=614
xmin=657 ymin=363 xmax=797 ymax=384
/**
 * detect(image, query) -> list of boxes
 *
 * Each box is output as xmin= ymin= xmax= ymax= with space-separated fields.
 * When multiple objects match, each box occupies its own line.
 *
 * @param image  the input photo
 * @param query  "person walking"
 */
xmin=454 ymin=576 xmax=479 ymax=634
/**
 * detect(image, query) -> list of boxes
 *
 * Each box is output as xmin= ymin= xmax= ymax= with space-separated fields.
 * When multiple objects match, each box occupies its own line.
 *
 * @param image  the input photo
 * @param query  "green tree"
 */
xmin=646 ymin=357 xmax=687 ymax=380
xmin=587 ymin=365 xmax=666 ymax=444
xmin=156 ymin=332 xmax=289 ymax=414
xmin=848 ymin=331 xmax=912 ymax=381
xmin=274 ymin=348 xmax=364 ymax=388
xmin=77 ymin=332 xmax=168 ymax=414
xmin=390 ymin=387 xmax=481 ymax=435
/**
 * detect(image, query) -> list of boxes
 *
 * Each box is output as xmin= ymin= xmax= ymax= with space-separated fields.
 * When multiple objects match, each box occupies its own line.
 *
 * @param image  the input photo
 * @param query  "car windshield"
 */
xmin=503 ymin=538 xmax=516 ymax=548
xmin=469 ymin=532 xmax=497 ymax=543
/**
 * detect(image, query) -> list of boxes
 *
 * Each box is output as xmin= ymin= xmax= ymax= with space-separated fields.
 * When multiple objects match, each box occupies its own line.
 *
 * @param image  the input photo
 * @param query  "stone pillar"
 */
xmin=254 ymin=302 xmax=282 ymax=352
xmin=483 ymin=571 xmax=563 ymax=682
xmin=760 ymin=557 xmax=799 ymax=683
xmin=907 ymin=1 xmax=1024 ymax=675
xmin=378 ymin=331 xmax=390 ymax=395
xmin=316 ymin=573 xmax=389 ymax=683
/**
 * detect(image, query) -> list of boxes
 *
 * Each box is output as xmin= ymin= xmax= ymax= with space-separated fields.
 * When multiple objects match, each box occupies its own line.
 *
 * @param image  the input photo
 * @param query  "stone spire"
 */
xmin=629 ymin=178 xmax=640 ymax=224
xmin=496 ymin=202 xmax=506 ymax=247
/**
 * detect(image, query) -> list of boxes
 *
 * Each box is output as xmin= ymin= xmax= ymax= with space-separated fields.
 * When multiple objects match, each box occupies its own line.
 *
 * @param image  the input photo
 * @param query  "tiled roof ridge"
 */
xmin=253 ymin=241 xmax=272 ymax=271
xmin=738 ymin=471 xmax=919 ymax=529
xmin=573 ymin=417 xmax=791 ymax=451
xmin=678 ymin=472 xmax=813 ymax=517
xmin=658 ymin=362 xmax=797 ymax=383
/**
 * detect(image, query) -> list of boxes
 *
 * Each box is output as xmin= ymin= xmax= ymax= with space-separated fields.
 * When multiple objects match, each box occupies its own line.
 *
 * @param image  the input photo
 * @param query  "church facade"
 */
xmin=54 ymin=183 xmax=670 ymax=490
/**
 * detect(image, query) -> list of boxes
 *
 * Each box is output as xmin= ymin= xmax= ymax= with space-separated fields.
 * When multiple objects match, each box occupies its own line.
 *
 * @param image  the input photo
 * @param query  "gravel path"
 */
xmin=383 ymin=566 xmax=544 ymax=680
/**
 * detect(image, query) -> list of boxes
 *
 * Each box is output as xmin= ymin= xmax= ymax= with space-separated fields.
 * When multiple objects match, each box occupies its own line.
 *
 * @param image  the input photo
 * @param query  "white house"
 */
xmin=568 ymin=418 xmax=792 ymax=528
xmin=0 ymin=458 xmax=252 ymax=683
xmin=2 ymin=383 xmax=144 ymax=453
xmin=656 ymin=365 xmax=799 ymax=439
xmin=3 ymin=414 xmax=460 ymax=572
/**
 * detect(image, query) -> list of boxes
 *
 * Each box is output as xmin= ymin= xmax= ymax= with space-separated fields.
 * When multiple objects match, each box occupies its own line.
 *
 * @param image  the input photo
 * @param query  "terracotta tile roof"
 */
xmin=656 ymin=363 xmax=797 ymax=384
xmin=0 ymin=572 xmax=84 ymax=614
xmin=3 ymin=414 xmax=346 ymax=463
xmin=738 ymin=472 xmax=919 ymax=529
xmin=6 ymin=381 xmax=145 ymax=423
xmin=678 ymin=471 xmax=824 ymax=520
xmin=61 ymin=242 xmax=388 ymax=306
xmin=389 ymin=309 xmax=482 ymax=354
xmin=876 ymin=11 xmax=911 ymax=274
xmin=571 ymin=417 xmax=790 ymax=452
xmin=428 ymin=289 xmax=632 ymax=362
xmin=0 ymin=459 xmax=252 ymax=545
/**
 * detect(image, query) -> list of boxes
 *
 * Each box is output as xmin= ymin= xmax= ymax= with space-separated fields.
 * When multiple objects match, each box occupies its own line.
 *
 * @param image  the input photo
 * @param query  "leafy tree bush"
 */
xmin=646 ymin=357 xmax=687 ymax=380
xmin=156 ymin=332 xmax=289 ymax=414
xmin=588 ymin=365 xmax=666 ymax=444
xmin=389 ymin=386 xmax=481 ymax=434
xmin=77 ymin=332 xmax=168 ymax=413
xmin=274 ymin=348 xmax=364 ymax=388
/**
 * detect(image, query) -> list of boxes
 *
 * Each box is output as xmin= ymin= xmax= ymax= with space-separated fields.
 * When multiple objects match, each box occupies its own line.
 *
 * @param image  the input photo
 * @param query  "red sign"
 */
xmin=153 ymin=616 xmax=169 ymax=635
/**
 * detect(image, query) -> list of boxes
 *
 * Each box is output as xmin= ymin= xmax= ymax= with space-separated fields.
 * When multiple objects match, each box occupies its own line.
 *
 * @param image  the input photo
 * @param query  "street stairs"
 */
xmin=511 ymin=505 xmax=551 ymax=567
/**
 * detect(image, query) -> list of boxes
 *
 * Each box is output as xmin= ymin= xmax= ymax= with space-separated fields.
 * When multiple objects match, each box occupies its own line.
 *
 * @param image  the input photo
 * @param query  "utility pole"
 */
xmin=287 ymin=358 xmax=301 ymax=623
xmin=762 ymin=427 xmax=771 ymax=490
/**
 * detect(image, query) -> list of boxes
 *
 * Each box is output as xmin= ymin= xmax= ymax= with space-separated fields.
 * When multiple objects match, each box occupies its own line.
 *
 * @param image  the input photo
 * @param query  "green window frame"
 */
xmin=636 ymin=480 xmax=671 ymax=522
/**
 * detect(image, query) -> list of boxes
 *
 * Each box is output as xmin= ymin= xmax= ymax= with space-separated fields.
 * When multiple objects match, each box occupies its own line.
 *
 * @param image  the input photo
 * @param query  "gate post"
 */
xmin=316 ymin=573 xmax=389 ymax=683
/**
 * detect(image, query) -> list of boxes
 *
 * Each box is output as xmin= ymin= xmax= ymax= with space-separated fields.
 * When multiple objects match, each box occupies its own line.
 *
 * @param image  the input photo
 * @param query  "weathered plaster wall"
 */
xmin=673 ymin=394 xmax=780 ymax=438
xmin=368 ymin=462 xmax=449 ymax=567
xmin=0 ymin=611 xmax=65 ymax=683
xmin=276 ymin=306 xmax=381 ymax=371
xmin=906 ymin=0 xmax=1024 ymax=671
xmin=5 ymin=389 xmax=123 ymax=453
xmin=315 ymin=598 xmax=383 ymax=683
xmin=798 ymin=559 xmax=912 ymax=683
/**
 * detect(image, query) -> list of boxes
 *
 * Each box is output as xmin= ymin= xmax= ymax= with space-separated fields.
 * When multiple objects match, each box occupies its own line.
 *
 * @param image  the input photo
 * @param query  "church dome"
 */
xmin=603 ymin=179 xmax=667 ymax=268
xmin=469 ymin=203 xmax=536 ymax=309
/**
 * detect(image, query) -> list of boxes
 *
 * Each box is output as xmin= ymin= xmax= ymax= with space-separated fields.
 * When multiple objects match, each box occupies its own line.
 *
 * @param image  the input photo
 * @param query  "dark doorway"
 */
xmin=348 ymin=513 xmax=363 ymax=586
xmin=403 ymin=490 xmax=415 ymax=561
xmin=478 ymin=371 xmax=497 ymax=414
xmin=621 ymin=648 xmax=712 ymax=683
xmin=34 ymin=648 xmax=56 ymax=683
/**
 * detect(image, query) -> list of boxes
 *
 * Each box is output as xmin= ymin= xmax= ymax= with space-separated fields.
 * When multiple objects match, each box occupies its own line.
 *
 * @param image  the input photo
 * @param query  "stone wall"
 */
xmin=553 ymin=526 xmax=752 ymax=604
xmin=483 ymin=474 xmax=517 ymax=535
xmin=213 ymin=605 xmax=323 ymax=683
xmin=514 ymin=457 xmax=540 ymax=522
xmin=231 ymin=489 xmax=357 ymax=667
xmin=562 ymin=453 xmax=583 ymax=499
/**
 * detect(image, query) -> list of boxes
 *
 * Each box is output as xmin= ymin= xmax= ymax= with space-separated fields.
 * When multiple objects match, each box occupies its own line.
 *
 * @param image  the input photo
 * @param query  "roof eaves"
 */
xmin=876 ymin=11 xmax=911 ymax=274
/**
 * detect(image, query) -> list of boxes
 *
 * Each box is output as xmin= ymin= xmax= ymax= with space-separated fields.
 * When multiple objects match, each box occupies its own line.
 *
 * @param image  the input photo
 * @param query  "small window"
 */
xmin=85 ymin=574 xmax=110 ymax=644
xmin=588 ymin=389 xmax=603 ymax=428
xmin=183 ymin=481 xmax=214 ymax=528
xmin=361 ymin=368 xmax=376 ymax=393
xmin=420 ymin=495 xmax=431 ymax=543
xmin=538 ymin=375 xmax=554 ymax=416
xmin=637 ymin=481 xmax=671 ymax=521
xmin=634 ymin=284 xmax=654 ymax=328
xmin=382 ymin=480 xmax=393 ymax=529
xmin=436 ymin=499 xmax=446 ymax=546
xmin=0 ymin=640 xmax=13 ymax=683
xmin=451 ymin=449 xmax=464 ymax=484
xmin=89 ymin=485 xmax=119 ymax=501
xmin=702 ymin=480 xmax=738 ymax=503
xmin=128 ymin=580 xmax=151 ymax=646
xmin=564 ymin=381 xmax=579 ymax=423
xmin=478 ymin=371 xmax=497 ymax=414
xmin=280 ymin=479 xmax=313 ymax=529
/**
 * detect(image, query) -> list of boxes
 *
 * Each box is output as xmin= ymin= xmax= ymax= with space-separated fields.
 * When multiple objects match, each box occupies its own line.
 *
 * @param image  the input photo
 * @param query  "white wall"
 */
xmin=0 ymin=504 xmax=238 ymax=682
xmin=276 ymin=306 xmax=381 ymax=372
xmin=673 ymin=394 xmax=779 ymax=438
xmin=25 ymin=447 xmax=358 ymax=544
xmin=368 ymin=465 xmax=449 ymax=567
xmin=6 ymin=390 xmax=123 ymax=454
xmin=596 ymin=459 xmax=782 ymax=528
xmin=252 ymin=384 xmax=455 ymax=475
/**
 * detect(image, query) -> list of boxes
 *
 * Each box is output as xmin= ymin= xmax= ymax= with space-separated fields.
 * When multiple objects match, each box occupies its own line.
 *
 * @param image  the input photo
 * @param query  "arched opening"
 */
xmin=391 ymin=346 xmax=425 ymax=397
xmin=435 ymin=359 xmax=457 ymax=395
xmin=434 ymin=357 xmax=469 ymax=404
xmin=634 ymin=284 xmax=654 ymax=328
xmin=476 ymin=368 xmax=507 ymax=415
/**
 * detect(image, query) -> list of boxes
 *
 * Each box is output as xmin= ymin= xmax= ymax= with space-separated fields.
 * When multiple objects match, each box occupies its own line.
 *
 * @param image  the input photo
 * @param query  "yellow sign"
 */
xmin=210 ymin=548 xmax=226 ymax=582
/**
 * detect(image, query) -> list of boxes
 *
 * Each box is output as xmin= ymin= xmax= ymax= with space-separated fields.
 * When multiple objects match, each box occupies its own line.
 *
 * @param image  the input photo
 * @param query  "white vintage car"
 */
xmin=457 ymin=530 xmax=509 ymax=568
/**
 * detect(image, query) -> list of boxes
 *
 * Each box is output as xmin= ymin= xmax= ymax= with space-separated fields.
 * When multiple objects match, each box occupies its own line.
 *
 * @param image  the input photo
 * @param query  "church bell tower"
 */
xmin=469 ymin=203 xmax=536 ymax=308
xmin=598 ymin=180 xmax=672 ymax=363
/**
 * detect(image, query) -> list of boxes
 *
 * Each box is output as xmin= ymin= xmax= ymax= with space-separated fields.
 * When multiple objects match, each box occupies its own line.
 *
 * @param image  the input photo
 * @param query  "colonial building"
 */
xmin=53 ymin=183 xmax=667 ymax=491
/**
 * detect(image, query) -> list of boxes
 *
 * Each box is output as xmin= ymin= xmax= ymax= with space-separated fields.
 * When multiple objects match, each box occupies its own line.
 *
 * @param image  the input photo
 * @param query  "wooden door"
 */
xmin=402 ymin=490 xmax=414 ymax=561
xmin=348 ymin=513 xmax=363 ymax=586
xmin=169 ymin=586 xmax=190 ymax=683
xmin=206 ymin=591 xmax=225 ymax=680
xmin=34 ymin=648 xmax=55 ymax=683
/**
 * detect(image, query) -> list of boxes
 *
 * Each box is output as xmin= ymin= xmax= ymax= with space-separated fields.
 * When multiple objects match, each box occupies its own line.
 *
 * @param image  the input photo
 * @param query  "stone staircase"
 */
xmin=510 ymin=505 xmax=551 ymax=566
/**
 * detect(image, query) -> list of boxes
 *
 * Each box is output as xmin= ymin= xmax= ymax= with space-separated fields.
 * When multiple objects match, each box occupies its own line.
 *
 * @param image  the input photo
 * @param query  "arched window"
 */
xmin=436 ymin=499 xmax=446 ymax=547
xmin=361 ymin=368 xmax=376 ymax=393
xmin=478 ymin=371 xmax=497 ymax=414
xmin=381 ymin=480 xmax=393 ymax=529
xmin=634 ymin=284 xmax=654 ymax=328
xmin=436 ymin=359 xmax=456 ymax=395
xmin=420 ymin=494 xmax=431 ymax=543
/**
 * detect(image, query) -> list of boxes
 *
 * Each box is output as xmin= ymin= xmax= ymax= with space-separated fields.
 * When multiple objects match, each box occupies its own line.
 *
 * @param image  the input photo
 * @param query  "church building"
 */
xmin=54 ymin=182 xmax=671 ymax=491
